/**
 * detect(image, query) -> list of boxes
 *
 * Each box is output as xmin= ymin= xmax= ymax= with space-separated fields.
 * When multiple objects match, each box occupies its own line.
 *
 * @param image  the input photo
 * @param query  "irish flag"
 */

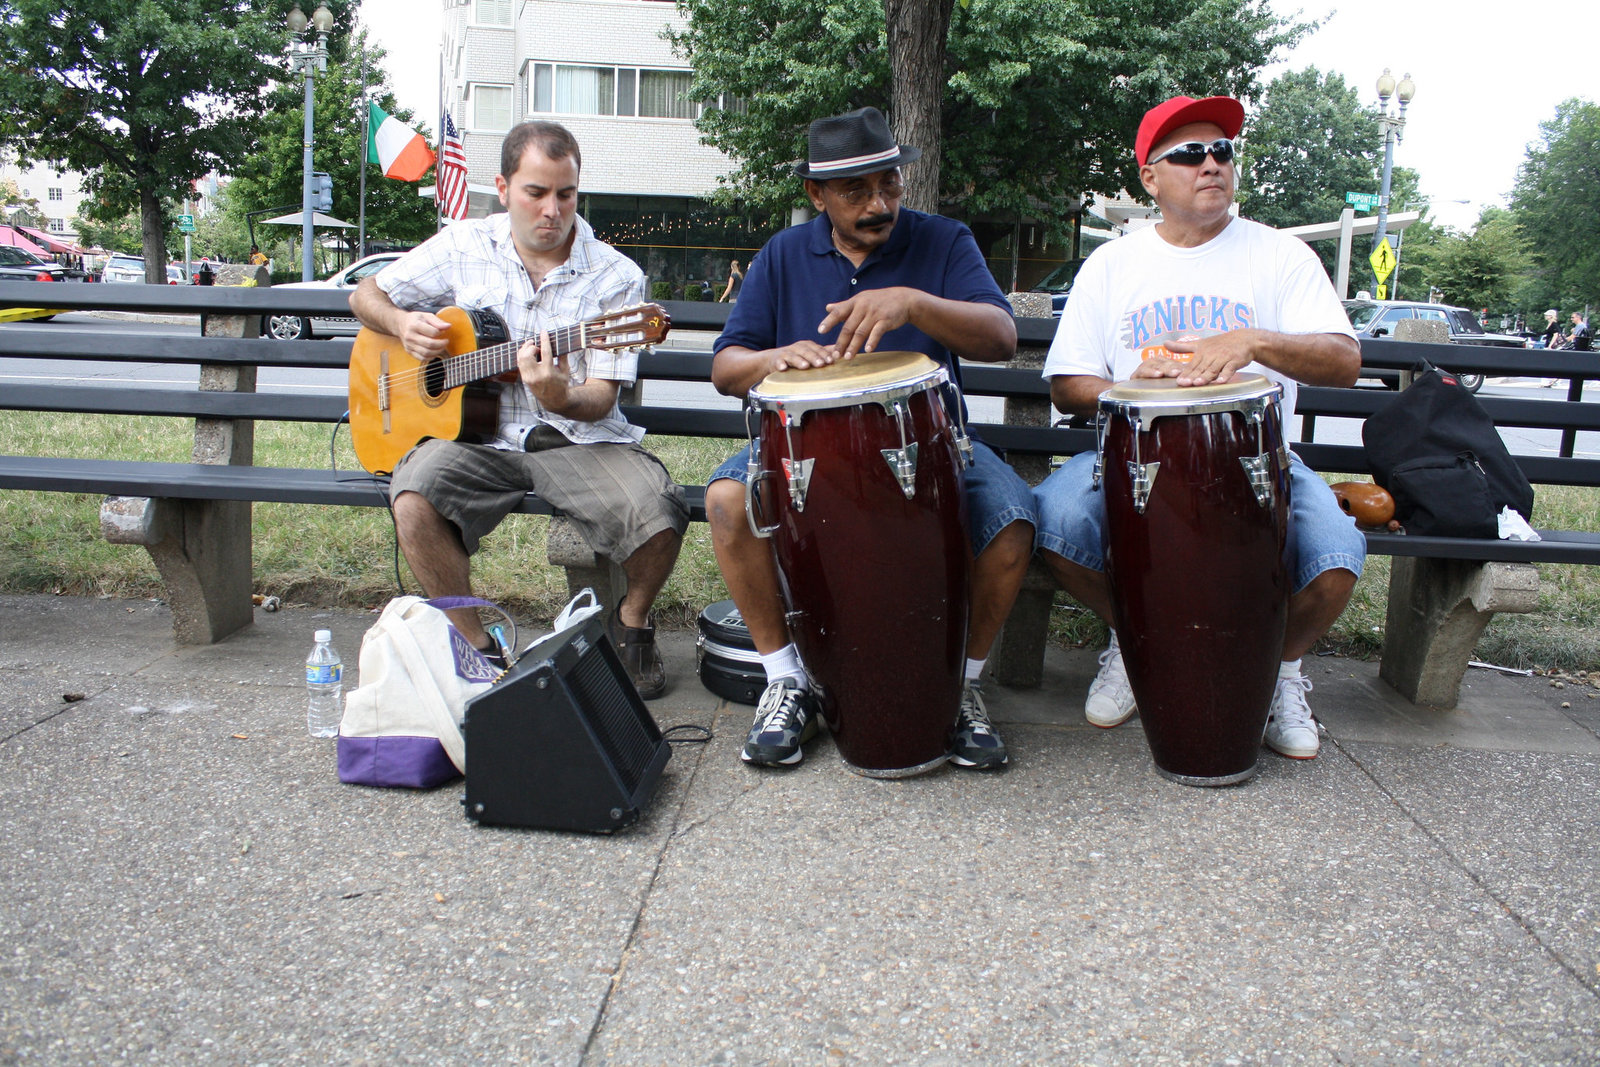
xmin=368 ymin=102 xmax=434 ymax=181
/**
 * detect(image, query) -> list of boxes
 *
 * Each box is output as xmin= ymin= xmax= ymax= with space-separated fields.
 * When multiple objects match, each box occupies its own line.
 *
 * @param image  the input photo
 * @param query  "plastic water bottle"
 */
xmin=305 ymin=629 xmax=343 ymax=738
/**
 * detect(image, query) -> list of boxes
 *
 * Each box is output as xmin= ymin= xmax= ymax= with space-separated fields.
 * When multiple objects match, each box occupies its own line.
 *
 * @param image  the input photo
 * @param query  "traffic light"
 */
xmin=313 ymin=172 xmax=333 ymax=213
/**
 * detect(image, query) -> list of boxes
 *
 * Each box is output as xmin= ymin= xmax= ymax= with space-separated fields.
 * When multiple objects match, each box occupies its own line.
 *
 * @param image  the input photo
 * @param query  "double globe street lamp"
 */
xmin=287 ymin=2 xmax=335 ymax=282
xmin=1371 ymin=68 xmax=1416 ymax=298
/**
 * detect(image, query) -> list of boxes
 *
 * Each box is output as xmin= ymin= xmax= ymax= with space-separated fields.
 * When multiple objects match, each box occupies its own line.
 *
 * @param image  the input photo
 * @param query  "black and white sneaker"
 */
xmin=740 ymin=679 xmax=820 ymax=767
xmin=950 ymin=682 xmax=1008 ymax=769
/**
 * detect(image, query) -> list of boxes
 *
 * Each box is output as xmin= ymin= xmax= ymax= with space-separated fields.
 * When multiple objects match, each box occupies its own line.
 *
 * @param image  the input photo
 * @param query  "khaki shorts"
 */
xmin=390 ymin=436 xmax=688 ymax=559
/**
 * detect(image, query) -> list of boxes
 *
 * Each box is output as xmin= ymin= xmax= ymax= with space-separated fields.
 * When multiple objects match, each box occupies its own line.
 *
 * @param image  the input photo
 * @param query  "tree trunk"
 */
xmin=140 ymin=187 xmax=167 ymax=284
xmin=884 ymin=0 xmax=953 ymax=215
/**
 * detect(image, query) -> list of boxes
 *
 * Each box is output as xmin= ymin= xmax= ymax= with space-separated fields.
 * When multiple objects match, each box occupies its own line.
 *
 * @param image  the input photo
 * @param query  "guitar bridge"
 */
xmin=378 ymin=350 xmax=391 ymax=433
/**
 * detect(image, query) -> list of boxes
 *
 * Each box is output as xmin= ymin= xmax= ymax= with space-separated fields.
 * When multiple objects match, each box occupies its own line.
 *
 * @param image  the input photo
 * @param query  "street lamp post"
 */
xmin=1371 ymin=68 xmax=1416 ymax=297
xmin=287 ymin=3 xmax=334 ymax=283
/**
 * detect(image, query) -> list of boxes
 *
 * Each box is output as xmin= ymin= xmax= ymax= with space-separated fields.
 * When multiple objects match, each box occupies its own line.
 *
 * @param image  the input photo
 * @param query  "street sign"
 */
xmin=1345 ymin=191 xmax=1380 ymax=211
xmin=1369 ymin=237 xmax=1396 ymax=281
xmin=1376 ymin=284 xmax=1388 ymax=300
xmin=177 ymin=214 xmax=195 ymax=233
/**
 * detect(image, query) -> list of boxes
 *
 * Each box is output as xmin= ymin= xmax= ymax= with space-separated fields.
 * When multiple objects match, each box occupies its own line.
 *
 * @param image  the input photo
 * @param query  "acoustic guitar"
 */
xmin=347 ymin=303 xmax=671 ymax=475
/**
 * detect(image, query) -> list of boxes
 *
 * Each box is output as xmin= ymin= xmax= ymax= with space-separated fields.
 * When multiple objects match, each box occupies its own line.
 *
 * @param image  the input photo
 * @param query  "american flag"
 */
xmin=438 ymin=113 xmax=469 ymax=221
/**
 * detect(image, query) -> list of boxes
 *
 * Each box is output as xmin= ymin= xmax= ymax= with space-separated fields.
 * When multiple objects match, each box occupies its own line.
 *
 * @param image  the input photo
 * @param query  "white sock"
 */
xmin=1278 ymin=658 xmax=1303 ymax=680
xmin=964 ymin=657 xmax=986 ymax=684
xmin=759 ymin=645 xmax=807 ymax=689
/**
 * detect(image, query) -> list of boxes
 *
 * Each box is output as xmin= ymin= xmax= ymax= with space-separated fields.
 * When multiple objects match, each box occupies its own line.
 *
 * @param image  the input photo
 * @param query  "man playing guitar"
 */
xmin=349 ymin=120 xmax=687 ymax=698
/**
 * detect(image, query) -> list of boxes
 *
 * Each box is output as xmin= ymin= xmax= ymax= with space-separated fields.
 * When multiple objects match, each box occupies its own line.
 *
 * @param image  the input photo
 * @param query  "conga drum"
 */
xmin=1097 ymin=374 xmax=1291 ymax=786
xmin=746 ymin=351 xmax=972 ymax=777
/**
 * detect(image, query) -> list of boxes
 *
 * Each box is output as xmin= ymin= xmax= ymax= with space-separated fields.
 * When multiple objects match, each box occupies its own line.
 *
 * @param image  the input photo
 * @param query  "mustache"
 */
xmin=854 ymin=212 xmax=895 ymax=229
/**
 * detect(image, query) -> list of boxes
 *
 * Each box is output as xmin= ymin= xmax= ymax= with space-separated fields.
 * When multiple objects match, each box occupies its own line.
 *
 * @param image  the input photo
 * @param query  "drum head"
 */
xmin=750 ymin=350 xmax=943 ymax=405
xmin=1102 ymin=372 xmax=1273 ymax=403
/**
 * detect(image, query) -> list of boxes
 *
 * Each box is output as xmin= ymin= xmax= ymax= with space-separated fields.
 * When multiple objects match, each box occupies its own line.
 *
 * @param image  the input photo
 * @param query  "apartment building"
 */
xmin=442 ymin=0 xmax=760 ymax=291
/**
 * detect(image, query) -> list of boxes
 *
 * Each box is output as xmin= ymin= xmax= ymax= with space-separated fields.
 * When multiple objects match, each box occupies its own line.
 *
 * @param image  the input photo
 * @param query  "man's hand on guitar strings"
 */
xmin=399 ymin=311 xmax=452 ymax=360
xmin=519 ymin=330 xmax=572 ymax=409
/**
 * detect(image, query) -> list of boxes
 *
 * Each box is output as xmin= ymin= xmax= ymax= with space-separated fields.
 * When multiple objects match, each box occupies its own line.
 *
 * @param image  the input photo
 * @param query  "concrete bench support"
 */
xmin=1379 ymin=557 xmax=1539 ymax=707
xmin=545 ymin=516 xmax=627 ymax=617
xmin=98 ymin=313 xmax=258 ymax=644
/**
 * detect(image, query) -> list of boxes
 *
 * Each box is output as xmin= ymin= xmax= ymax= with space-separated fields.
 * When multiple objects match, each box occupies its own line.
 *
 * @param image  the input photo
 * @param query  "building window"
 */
xmin=472 ymin=84 xmax=513 ymax=131
xmin=48 ymin=218 xmax=66 ymax=232
xmin=638 ymin=70 xmax=695 ymax=119
xmin=528 ymin=63 xmax=726 ymax=121
xmin=48 ymin=187 xmax=63 ymax=201
xmin=473 ymin=0 xmax=511 ymax=26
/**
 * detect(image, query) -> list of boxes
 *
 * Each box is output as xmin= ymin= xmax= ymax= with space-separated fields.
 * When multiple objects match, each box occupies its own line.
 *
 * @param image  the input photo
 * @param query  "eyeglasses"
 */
xmin=1147 ymin=138 xmax=1235 ymax=167
xmin=827 ymin=180 xmax=905 ymax=207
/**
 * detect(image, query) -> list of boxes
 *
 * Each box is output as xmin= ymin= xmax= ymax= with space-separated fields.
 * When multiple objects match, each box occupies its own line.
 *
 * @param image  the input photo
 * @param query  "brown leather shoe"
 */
xmin=609 ymin=611 xmax=666 ymax=700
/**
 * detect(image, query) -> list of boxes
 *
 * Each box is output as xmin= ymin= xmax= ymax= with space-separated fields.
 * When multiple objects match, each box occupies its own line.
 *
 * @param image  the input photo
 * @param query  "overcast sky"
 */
xmin=361 ymin=0 xmax=1600 ymax=234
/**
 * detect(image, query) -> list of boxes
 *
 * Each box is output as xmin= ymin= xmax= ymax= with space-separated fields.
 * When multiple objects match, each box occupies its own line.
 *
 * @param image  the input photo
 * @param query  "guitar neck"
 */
xmin=437 ymin=320 xmax=595 ymax=391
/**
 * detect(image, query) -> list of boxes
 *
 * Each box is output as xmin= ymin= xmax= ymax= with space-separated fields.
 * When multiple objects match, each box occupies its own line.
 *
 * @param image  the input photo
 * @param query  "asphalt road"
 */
xmin=4 ymin=312 xmax=1595 ymax=457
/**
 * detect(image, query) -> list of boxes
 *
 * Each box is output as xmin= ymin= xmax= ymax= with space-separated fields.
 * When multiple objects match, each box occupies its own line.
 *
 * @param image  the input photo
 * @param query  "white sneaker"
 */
xmin=1263 ymin=672 xmax=1320 ymax=759
xmin=1085 ymin=636 xmax=1137 ymax=728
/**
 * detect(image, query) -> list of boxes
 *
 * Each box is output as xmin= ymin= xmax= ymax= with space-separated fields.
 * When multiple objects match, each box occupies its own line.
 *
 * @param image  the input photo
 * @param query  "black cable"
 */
xmin=326 ymin=413 xmax=408 ymax=597
xmin=661 ymin=724 xmax=713 ymax=745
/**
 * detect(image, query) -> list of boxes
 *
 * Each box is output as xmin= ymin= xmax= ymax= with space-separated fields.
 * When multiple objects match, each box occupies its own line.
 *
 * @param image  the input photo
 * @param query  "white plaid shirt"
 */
xmin=375 ymin=213 xmax=648 ymax=447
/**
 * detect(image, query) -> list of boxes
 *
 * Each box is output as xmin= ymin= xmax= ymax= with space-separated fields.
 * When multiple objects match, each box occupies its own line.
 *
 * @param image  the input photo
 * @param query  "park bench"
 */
xmin=0 ymin=279 xmax=1596 ymax=709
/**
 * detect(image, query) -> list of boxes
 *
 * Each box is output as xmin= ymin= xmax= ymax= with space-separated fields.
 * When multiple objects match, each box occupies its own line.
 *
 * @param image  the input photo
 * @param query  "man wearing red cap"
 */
xmin=1032 ymin=94 xmax=1365 ymax=761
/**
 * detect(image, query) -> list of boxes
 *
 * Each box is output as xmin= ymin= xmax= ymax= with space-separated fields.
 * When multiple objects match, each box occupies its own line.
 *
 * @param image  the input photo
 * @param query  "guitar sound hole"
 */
xmin=421 ymin=358 xmax=447 ymax=400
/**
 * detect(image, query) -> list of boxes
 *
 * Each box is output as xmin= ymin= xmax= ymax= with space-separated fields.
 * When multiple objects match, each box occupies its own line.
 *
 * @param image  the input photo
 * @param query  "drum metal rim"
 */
xmin=841 ymin=752 xmax=951 ymax=779
xmin=749 ymin=363 xmax=948 ymax=420
xmin=1100 ymin=374 xmax=1281 ymax=420
xmin=1153 ymin=761 xmax=1261 ymax=788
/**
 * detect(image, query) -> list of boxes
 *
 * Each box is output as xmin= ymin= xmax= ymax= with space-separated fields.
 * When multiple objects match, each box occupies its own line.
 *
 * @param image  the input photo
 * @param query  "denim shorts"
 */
xmin=1033 ymin=449 xmax=1364 ymax=592
xmin=711 ymin=437 xmax=1035 ymax=555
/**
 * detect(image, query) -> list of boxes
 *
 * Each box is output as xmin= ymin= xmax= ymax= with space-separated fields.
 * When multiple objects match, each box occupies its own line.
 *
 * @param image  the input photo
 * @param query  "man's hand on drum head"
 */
xmin=1158 ymin=331 xmax=1257 ymax=386
xmin=768 ymin=339 xmax=842 ymax=373
xmin=819 ymin=287 xmax=918 ymax=359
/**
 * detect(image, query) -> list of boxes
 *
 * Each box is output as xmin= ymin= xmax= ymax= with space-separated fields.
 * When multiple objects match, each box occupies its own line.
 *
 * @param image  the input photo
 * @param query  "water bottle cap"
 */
xmin=314 ymin=629 xmax=332 ymax=643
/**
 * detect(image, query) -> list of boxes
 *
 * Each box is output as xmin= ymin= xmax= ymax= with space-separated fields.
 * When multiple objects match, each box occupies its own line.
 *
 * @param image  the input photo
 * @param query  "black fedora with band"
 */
xmin=794 ymin=106 xmax=921 ymax=180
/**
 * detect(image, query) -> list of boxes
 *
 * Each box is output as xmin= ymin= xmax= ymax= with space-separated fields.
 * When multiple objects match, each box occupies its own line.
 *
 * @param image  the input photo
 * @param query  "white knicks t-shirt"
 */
xmin=1043 ymin=216 xmax=1356 ymax=413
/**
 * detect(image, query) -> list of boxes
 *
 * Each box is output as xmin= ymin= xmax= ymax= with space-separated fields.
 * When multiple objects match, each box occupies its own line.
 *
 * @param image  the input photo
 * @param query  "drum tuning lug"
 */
xmin=1128 ymin=460 xmax=1159 ymax=513
xmin=955 ymin=432 xmax=975 ymax=468
xmin=1240 ymin=456 xmax=1274 ymax=508
xmin=881 ymin=443 xmax=919 ymax=498
xmin=782 ymin=456 xmax=814 ymax=511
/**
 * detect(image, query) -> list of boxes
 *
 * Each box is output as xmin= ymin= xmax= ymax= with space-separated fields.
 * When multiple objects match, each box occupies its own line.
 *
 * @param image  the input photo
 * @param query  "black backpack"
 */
xmin=1362 ymin=361 xmax=1535 ymax=537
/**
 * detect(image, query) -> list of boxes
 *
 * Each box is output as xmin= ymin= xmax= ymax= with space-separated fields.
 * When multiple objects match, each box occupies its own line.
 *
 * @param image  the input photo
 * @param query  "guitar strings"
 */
xmin=377 ymin=312 xmax=655 ymax=395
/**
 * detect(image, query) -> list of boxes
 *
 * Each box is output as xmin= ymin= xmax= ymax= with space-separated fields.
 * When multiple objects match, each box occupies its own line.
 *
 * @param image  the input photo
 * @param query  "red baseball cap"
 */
xmin=1136 ymin=95 xmax=1245 ymax=166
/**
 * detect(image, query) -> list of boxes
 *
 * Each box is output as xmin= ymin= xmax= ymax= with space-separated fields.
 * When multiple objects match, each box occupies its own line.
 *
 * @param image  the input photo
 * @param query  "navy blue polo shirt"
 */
xmin=714 ymin=209 xmax=1009 ymax=391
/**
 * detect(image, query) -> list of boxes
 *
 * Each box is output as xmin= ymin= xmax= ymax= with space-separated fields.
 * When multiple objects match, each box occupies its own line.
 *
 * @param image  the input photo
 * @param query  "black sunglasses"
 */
xmin=1147 ymin=138 xmax=1235 ymax=167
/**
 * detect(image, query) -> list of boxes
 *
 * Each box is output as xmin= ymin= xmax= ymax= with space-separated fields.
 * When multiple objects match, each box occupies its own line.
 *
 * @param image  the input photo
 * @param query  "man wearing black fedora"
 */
xmin=705 ymin=105 xmax=1036 ymax=771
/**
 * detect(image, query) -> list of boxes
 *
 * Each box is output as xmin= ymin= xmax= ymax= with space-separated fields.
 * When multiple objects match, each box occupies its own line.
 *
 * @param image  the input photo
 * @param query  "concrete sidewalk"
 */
xmin=2 ymin=593 xmax=1597 ymax=1064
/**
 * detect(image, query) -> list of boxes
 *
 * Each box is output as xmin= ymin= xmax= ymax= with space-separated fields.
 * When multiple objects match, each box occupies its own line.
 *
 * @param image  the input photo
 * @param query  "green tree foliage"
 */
xmin=1509 ymin=97 xmax=1600 ymax=310
xmin=227 ymin=27 xmax=438 ymax=272
xmin=0 ymin=0 xmax=290 ymax=281
xmin=669 ymin=0 xmax=1301 ymax=236
xmin=1238 ymin=67 xmax=1378 ymax=231
xmin=1424 ymin=208 xmax=1527 ymax=316
xmin=74 ymin=208 xmax=142 ymax=253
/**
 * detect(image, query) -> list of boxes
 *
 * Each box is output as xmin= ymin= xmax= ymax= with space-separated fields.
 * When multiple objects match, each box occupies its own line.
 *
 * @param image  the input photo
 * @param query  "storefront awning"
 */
xmin=0 ymin=224 xmax=48 ymax=255
xmin=17 ymin=225 xmax=85 ymax=255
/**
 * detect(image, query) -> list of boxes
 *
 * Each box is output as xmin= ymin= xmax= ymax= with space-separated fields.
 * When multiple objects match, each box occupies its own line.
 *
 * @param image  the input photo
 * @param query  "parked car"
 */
xmin=0 ymin=244 xmax=67 ymax=283
xmin=167 ymin=264 xmax=189 ymax=285
xmin=1028 ymin=257 xmax=1087 ymax=317
xmin=1341 ymin=299 xmax=1528 ymax=393
xmin=99 ymin=253 xmax=147 ymax=284
xmin=266 ymin=253 xmax=403 ymax=340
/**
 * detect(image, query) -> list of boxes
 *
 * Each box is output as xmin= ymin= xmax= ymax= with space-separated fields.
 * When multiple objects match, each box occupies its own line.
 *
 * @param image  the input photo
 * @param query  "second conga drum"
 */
xmin=747 ymin=351 xmax=971 ymax=777
xmin=1099 ymin=374 xmax=1291 ymax=786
